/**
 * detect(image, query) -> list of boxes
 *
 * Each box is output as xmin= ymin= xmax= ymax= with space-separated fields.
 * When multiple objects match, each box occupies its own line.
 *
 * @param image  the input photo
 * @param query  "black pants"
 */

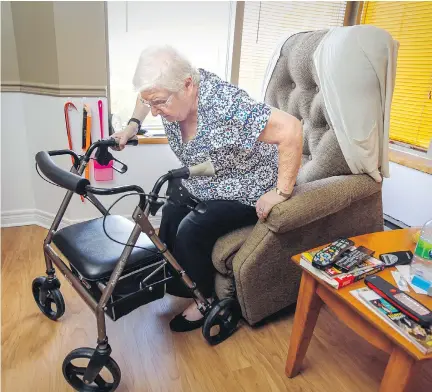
xmin=159 ymin=200 xmax=258 ymax=298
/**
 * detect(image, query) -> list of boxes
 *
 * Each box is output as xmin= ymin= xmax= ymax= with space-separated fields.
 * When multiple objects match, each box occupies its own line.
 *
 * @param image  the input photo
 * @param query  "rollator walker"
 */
xmin=32 ymin=138 xmax=241 ymax=391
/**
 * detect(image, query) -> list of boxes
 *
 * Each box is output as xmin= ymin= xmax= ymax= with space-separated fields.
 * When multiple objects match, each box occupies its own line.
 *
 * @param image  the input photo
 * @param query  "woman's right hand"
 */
xmin=111 ymin=123 xmax=139 ymax=151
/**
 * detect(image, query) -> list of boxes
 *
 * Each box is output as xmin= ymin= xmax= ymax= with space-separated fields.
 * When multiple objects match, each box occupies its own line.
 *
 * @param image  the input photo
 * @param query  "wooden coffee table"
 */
xmin=285 ymin=229 xmax=432 ymax=392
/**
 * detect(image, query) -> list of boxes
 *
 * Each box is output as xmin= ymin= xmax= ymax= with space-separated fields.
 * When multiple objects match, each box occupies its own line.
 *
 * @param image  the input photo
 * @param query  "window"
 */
xmin=361 ymin=1 xmax=432 ymax=150
xmin=238 ymin=1 xmax=347 ymax=100
xmin=107 ymin=1 xmax=234 ymax=134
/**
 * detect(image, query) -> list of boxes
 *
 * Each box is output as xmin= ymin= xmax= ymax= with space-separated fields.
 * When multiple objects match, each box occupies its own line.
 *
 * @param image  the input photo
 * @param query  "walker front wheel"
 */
xmin=62 ymin=347 xmax=121 ymax=392
xmin=202 ymin=298 xmax=241 ymax=345
xmin=32 ymin=276 xmax=65 ymax=320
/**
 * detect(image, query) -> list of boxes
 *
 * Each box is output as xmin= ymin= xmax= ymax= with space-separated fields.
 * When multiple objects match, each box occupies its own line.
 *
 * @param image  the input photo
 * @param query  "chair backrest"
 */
xmin=264 ymin=30 xmax=351 ymax=184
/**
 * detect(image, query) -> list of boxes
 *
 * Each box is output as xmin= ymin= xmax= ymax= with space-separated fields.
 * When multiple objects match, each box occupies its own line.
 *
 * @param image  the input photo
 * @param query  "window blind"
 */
xmin=361 ymin=1 xmax=432 ymax=150
xmin=238 ymin=1 xmax=347 ymax=100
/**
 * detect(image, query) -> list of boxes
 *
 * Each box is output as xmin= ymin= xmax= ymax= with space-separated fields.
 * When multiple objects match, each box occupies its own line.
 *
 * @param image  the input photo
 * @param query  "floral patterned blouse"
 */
xmin=162 ymin=68 xmax=278 ymax=206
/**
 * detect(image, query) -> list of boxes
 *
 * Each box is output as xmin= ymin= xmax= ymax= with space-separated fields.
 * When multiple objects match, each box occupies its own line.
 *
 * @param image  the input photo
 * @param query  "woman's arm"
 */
xmin=259 ymin=108 xmax=303 ymax=195
xmin=256 ymin=108 xmax=303 ymax=219
xmin=112 ymin=94 xmax=151 ymax=150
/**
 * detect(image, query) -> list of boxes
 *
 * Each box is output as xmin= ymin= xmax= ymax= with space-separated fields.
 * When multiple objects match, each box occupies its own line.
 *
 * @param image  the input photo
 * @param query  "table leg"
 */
xmin=285 ymin=272 xmax=323 ymax=378
xmin=380 ymin=346 xmax=416 ymax=392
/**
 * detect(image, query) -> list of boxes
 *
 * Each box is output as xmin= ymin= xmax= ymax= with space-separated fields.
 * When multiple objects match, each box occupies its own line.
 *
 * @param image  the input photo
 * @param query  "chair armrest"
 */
xmin=265 ymin=174 xmax=381 ymax=233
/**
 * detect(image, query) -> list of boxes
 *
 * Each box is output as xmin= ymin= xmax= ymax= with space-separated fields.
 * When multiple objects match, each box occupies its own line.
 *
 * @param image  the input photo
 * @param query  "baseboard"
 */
xmin=1 ymin=209 xmax=40 ymax=228
xmin=1 ymin=209 xmax=77 ymax=229
xmin=1 ymin=209 xmax=162 ymax=230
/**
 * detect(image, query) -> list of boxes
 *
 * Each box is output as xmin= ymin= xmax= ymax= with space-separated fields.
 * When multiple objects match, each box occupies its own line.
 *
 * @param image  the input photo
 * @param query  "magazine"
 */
xmin=300 ymin=248 xmax=385 ymax=289
xmin=351 ymin=287 xmax=432 ymax=354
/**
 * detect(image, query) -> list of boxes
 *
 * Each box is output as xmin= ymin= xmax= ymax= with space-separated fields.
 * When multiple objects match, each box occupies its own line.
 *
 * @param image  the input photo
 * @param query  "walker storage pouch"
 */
xmin=71 ymin=260 xmax=166 ymax=321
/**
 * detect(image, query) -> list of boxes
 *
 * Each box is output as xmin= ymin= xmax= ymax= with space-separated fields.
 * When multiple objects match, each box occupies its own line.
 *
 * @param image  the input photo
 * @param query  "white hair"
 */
xmin=132 ymin=45 xmax=200 ymax=93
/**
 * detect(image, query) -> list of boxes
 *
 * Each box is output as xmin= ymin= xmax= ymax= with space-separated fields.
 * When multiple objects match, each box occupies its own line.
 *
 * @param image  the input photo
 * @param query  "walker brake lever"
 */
xmin=111 ymin=157 xmax=128 ymax=174
xmin=165 ymin=178 xmax=207 ymax=213
xmin=193 ymin=202 xmax=207 ymax=214
xmin=187 ymin=196 xmax=207 ymax=214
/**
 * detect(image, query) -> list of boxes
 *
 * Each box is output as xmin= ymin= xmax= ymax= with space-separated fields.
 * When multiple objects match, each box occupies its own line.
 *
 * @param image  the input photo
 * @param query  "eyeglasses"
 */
xmin=139 ymin=94 xmax=173 ymax=109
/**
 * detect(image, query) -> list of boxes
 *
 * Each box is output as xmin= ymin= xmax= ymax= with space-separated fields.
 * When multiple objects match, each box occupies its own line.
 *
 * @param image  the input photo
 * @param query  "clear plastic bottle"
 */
xmin=410 ymin=219 xmax=432 ymax=284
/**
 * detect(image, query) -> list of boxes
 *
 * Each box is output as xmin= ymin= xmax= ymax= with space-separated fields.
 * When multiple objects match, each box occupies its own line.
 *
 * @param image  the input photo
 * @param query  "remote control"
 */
xmin=379 ymin=251 xmax=413 ymax=267
xmin=312 ymin=238 xmax=355 ymax=270
xmin=365 ymin=275 xmax=432 ymax=327
xmin=335 ymin=246 xmax=374 ymax=272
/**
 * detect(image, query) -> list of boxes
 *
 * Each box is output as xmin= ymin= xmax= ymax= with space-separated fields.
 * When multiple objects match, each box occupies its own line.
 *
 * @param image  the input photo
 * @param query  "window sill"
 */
xmin=136 ymin=136 xmax=168 ymax=145
xmin=389 ymin=144 xmax=432 ymax=175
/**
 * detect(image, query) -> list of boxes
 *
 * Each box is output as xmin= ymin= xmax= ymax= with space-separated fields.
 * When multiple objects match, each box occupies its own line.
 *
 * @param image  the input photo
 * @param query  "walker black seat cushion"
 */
xmin=52 ymin=215 xmax=162 ymax=281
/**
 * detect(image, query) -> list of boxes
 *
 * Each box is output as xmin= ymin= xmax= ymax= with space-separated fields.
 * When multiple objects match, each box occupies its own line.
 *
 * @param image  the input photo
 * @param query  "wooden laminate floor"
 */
xmin=2 ymin=225 xmax=432 ymax=392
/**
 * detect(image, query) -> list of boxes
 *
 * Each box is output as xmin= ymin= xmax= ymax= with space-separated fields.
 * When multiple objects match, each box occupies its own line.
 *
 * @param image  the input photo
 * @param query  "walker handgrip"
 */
xmin=36 ymin=151 xmax=90 ymax=195
xmin=189 ymin=160 xmax=215 ymax=177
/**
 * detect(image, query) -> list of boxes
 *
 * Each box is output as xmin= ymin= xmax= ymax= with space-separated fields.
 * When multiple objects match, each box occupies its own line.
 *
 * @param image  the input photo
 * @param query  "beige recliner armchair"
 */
xmin=212 ymin=29 xmax=385 ymax=325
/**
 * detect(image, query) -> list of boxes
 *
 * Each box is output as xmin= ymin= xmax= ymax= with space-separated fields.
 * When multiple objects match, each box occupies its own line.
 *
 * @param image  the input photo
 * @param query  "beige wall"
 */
xmin=1 ymin=2 xmax=20 ymax=86
xmin=1 ymin=1 xmax=107 ymax=96
xmin=11 ymin=1 xmax=59 ymax=87
xmin=53 ymin=1 xmax=107 ymax=91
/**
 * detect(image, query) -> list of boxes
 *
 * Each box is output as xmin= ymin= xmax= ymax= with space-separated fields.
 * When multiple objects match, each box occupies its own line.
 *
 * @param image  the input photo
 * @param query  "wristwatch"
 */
xmin=127 ymin=117 xmax=141 ymax=132
xmin=276 ymin=187 xmax=292 ymax=200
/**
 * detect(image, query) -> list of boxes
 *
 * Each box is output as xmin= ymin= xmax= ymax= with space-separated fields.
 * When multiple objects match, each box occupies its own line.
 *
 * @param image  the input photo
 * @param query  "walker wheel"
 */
xmin=202 ymin=298 xmax=241 ymax=345
xmin=63 ymin=347 xmax=121 ymax=392
xmin=32 ymin=276 xmax=65 ymax=320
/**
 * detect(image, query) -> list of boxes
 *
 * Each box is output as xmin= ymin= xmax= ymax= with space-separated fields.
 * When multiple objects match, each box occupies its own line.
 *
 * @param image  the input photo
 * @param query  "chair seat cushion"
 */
xmin=53 ymin=215 xmax=162 ymax=281
xmin=212 ymin=226 xmax=254 ymax=275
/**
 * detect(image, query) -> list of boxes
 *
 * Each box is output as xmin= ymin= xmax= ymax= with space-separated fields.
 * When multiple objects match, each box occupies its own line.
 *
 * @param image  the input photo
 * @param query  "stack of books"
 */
xmin=300 ymin=246 xmax=385 ymax=289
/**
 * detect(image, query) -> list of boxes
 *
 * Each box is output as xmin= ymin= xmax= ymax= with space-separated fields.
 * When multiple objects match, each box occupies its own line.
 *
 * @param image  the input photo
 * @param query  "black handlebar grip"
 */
xmin=47 ymin=149 xmax=80 ymax=168
xmin=169 ymin=167 xmax=190 ymax=179
xmin=103 ymin=137 xmax=138 ymax=147
xmin=36 ymin=151 xmax=90 ymax=195
xmin=126 ymin=138 xmax=139 ymax=146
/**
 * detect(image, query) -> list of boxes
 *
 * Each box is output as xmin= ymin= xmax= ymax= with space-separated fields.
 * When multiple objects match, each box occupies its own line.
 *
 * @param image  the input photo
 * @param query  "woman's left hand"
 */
xmin=255 ymin=189 xmax=288 ymax=221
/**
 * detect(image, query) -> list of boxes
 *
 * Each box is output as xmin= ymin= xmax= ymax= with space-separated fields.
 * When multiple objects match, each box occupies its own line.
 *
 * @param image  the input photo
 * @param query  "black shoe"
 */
xmin=169 ymin=313 xmax=204 ymax=332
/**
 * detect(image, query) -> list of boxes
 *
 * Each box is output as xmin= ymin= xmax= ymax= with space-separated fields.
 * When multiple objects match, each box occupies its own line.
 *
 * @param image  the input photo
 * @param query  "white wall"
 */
xmin=1 ymin=93 xmax=36 ymax=225
xmin=1 ymin=92 xmax=180 ymax=228
xmin=383 ymin=162 xmax=432 ymax=227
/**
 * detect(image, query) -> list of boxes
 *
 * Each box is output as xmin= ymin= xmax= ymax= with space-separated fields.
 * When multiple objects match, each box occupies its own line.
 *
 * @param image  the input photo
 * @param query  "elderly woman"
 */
xmin=113 ymin=46 xmax=302 ymax=332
